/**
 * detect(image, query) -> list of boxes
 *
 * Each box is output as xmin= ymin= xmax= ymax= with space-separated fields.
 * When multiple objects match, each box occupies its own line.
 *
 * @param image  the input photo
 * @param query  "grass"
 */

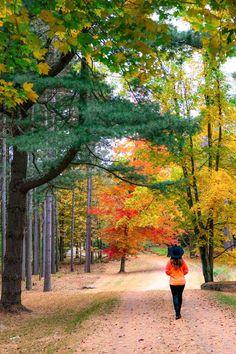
xmin=149 ymin=246 xmax=167 ymax=256
xmin=0 ymin=293 xmax=119 ymax=353
xmin=213 ymin=293 xmax=236 ymax=308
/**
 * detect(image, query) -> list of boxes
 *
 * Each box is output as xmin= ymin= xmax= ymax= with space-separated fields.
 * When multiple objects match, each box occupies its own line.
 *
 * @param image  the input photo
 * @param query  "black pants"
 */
xmin=170 ymin=285 xmax=185 ymax=316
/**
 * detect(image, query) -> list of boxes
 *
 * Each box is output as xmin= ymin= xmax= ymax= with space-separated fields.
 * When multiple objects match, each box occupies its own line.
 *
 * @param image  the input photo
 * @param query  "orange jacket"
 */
xmin=165 ymin=259 xmax=189 ymax=285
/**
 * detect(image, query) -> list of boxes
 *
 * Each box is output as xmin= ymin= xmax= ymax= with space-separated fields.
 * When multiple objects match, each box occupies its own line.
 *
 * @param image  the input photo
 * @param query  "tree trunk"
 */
xmin=40 ymin=202 xmax=45 ymax=278
xmin=59 ymin=234 xmax=64 ymax=263
xmin=26 ymin=189 xmax=33 ymax=290
xmin=75 ymin=243 xmax=79 ymax=259
xmin=199 ymin=244 xmax=213 ymax=283
xmin=51 ymin=196 xmax=56 ymax=274
xmin=33 ymin=200 xmax=40 ymax=275
xmin=70 ymin=188 xmax=75 ymax=272
xmin=79 ymin=242 xmax=82 ymax=264
xmin=84 ymin=167 xmax=92 ymax=273
xmin=41 ymin=199 xmax=47 ymax=277
xmin=22 ymin=229 xmax=26 ymax=282
xmin=1 ymin=148 xmax=28 ymax=311
xmin=1 ymin=118 xmax=7 ymax=272
xmin=43 ymin=194 xmax=53 ymax=292
xmin=54 ymin=197 xmax=59 ymax=272
xmin=119 ymin=256 xmax=126 ymax=273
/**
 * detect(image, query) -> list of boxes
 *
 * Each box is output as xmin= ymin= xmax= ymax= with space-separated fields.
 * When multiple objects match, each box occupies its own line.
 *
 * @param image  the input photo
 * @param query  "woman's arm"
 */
xmin=165 ymin=260 xmax=172 ymax=275
xmin=182 ymin=260 xmax=189 ymax=275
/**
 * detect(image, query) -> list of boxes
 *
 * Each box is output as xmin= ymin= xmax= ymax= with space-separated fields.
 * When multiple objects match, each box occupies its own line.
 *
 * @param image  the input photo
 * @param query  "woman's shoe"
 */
xmin=176 ymin=314 xmax=181 ymax=320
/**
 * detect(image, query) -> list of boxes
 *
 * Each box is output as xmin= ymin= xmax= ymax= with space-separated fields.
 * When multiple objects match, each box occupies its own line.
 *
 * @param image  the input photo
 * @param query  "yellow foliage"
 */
xmin=0 ymin=80 xmax=24 ymax=107
xmin=0 ymin=63 xmax=7 ymax=73
xmin=37 ymin=62 xmax=50 ymax=75
xmin=23 ymin=82 xmax=39 ymax=102
xmin=33 ymin=48 xmax=48 ymax=60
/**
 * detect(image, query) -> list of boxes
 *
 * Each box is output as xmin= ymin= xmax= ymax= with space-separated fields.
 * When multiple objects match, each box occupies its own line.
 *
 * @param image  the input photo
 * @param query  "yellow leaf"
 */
xmin=37 ymin=62 xmax=50 ymax=75
xmin=23 ymin=82 xmax=33 ymax=92
xmin=0 ymin=64 xmax=7 ymax=73
xmin=23 ymin=82 xmax=39 ymax=102
xmin=27 ymin=90 xmax=39 ymax=102
xmin=33 ymin=48 xmax=48 ymax=60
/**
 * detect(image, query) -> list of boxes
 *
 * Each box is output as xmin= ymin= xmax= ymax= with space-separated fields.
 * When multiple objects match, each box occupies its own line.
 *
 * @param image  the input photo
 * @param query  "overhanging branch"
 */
xmin=22 ymin=148 xmax=78 ymax=192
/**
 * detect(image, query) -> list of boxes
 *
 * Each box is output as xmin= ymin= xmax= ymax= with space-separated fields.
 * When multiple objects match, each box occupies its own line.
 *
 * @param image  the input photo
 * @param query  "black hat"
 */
xmin=169 ymin=245 xmax=184 ymax=259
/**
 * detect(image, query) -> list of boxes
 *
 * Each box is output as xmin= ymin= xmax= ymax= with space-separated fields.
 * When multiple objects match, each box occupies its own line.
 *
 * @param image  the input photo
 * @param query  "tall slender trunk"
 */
xmin=43 ymin=194 xmax=53 ymax=292
xmin=42 ymin=199 xmax=47 ymax=277
xmin=79 ymin=242 xmax=82 ymax=264
xmin=59 ymin=234 xmax=64 ymax=263
xmin=84 ymin=167 xmax=92 ymax=273
xmin=51 ymin=196 xmax=56 ymax=274
xmin=40 ymin=202 xmax=46 ymax=278
xmin=1 ymin=117 xmax=7 ymax=272
xmin=70 ymin=188 xmax=75 ymax=272
xmin=22 ymin=229 xmax=26 ymax=282
xmin=26 ymin=188 xmax=33 ymax=290
xmin=33 ymin=199 xmax=40 ymax=275
xmin=1 ymin=148 xmax=28 ymax=310
xmin=54 ymin=197 xmax=59 ymax=272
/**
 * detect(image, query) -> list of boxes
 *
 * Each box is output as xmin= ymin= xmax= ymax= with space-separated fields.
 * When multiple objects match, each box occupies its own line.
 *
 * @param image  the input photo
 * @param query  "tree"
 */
xmin=148 ymin=55 xmax=236 ymax=282
xmin=93 ymin=174 xmax=181 ymax=272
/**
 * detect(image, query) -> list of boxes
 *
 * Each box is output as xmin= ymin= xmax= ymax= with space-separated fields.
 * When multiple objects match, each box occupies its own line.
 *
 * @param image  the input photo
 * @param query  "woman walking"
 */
xmin=165 ymin=245 xmax=188 ymax=320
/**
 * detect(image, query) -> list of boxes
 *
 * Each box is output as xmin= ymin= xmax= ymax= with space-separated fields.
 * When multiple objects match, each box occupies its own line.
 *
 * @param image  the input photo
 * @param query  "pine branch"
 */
xmin=22 ymin=148 xmax=78 ymax=192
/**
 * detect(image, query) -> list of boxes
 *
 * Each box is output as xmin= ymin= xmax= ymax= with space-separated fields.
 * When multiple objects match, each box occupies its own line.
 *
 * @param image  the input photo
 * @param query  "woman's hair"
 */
xmin=171 ymin=257 xmax=183 ymax=269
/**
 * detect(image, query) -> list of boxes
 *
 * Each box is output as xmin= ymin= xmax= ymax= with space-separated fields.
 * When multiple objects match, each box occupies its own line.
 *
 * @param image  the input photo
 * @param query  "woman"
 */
xmin=165 ymin=245 xmax=188 ymax=320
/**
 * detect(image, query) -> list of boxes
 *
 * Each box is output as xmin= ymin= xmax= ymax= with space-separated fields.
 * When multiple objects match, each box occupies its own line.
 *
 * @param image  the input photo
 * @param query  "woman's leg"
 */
xmin=170 ymin=285 xmax=179 ymax=316
xmin=170 ymin=285 xmax=185 ymax=318
xmin=177 ymin=285 xmax=185 ymax=314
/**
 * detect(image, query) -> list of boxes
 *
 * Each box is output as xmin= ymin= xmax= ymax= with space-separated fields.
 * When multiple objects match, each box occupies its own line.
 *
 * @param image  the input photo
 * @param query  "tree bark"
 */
xmin=70 ymin=188 xmax=75 ymax=272
xmin=54 ymin=197 xmax=59 ymax=272
xmin=51 ymin=196 xmax=56 ymax=274
xmin=119 ymin=256 xmax=126 ymax=273
xmin=84 ymin=167 xmax=92 ymax=273
xmin=41 ymin=199 xmax=47 ymax=277
xmin=43 ymin=194 xmax=53 ymax=292
xmin=25 ymin=189 xmax=33 ymax=290
xmin=1 ymin=117 xmax=7 ymax=272
xmin=199 ymin=244 xmax=213 ymax=283
xmin=22 ymin=230 xmax=26 ymax=282
xmin=59 ymin=234 xmax=65 ymax=263
xmin=1 ymin=147 xmax=28 ymax=310
xmin=33 ymin=199 xmax=40 ymax=275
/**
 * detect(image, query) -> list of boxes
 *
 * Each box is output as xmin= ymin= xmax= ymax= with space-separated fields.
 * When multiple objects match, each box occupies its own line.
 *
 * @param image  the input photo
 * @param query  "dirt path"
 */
xmin=74 ymin=255 xmax=236 ymax=354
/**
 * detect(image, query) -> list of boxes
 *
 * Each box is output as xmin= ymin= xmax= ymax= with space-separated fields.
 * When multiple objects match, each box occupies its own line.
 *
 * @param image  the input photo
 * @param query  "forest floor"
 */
xmin=0 ymin=254 xmax=236 ymax=353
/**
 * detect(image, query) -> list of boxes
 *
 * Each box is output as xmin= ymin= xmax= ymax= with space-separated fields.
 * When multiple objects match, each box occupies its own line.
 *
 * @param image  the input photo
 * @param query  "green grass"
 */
xmin=66 ymin=297 xmax=118 ymax=332
xmin=0 ymin=295 xmax=119 ymax=353
xmin=149 ymin=246 xmax=167 ymax=256
xmin=213 ymin=293 xmax=236 ymax=308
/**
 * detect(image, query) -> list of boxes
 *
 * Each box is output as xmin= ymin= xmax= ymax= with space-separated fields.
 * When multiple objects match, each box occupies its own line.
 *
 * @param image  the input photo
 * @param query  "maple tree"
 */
xmin=92 ymin=139 xmax=184 ymax=272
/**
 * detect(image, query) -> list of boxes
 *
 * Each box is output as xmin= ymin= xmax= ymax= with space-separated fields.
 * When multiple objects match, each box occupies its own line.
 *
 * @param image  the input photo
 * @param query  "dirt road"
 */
xmin=76 ymin=255 xmax=236 ymax=354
